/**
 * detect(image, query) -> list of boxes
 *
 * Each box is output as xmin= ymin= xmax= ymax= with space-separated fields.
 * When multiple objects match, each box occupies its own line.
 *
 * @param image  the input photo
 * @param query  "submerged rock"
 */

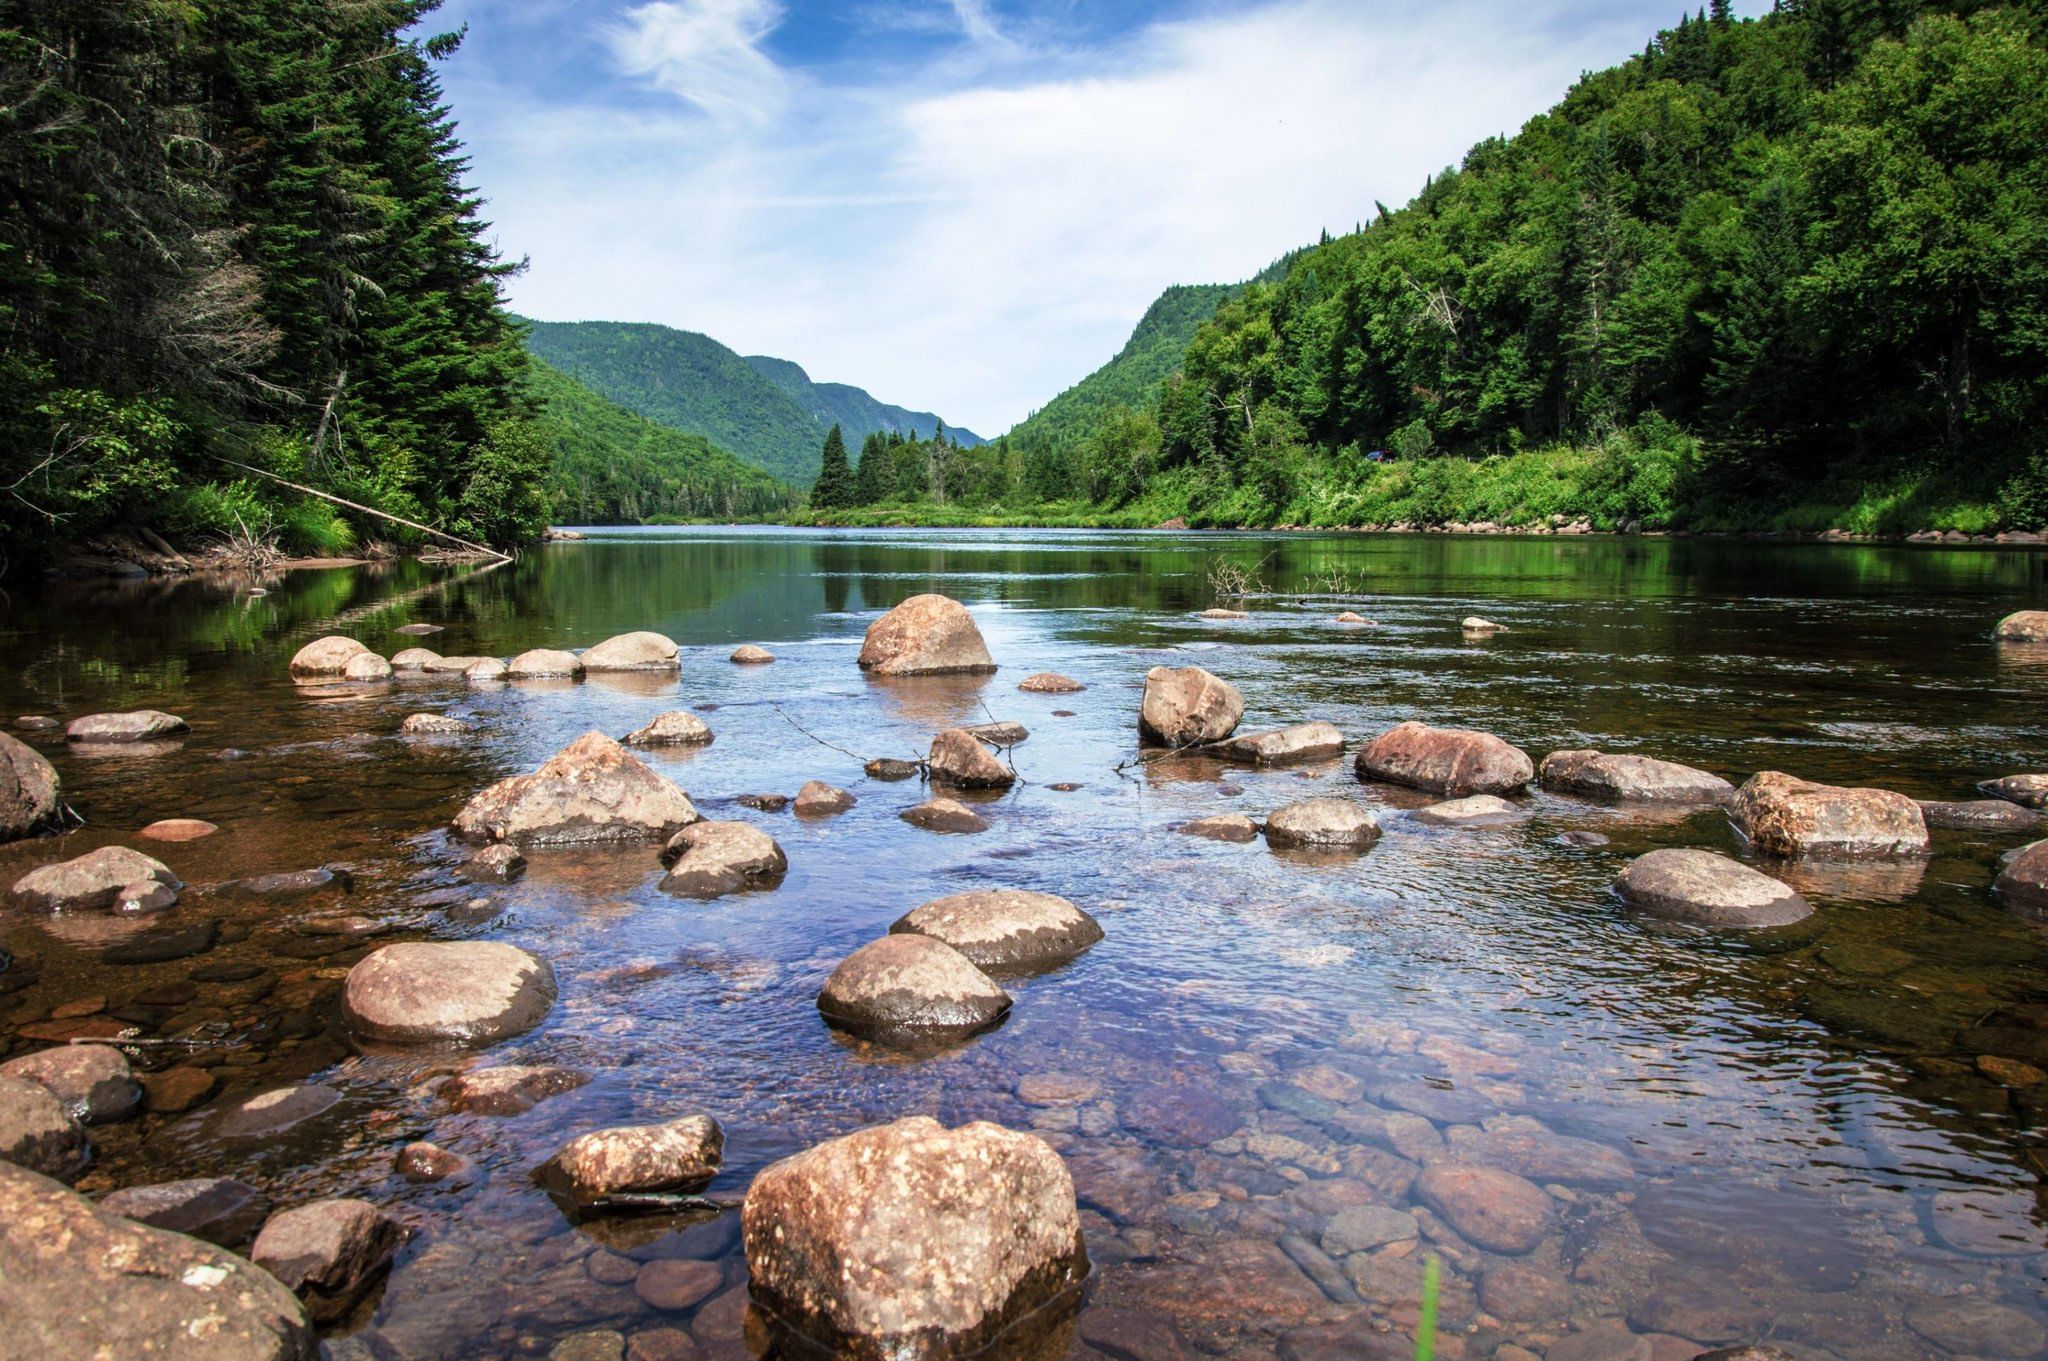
xmin=100 ymin=1177 xmax=270 ymax=1247
xmin=401 ymin=712 xmax=468 ymax=735
xmin=441 ymin=1064 xmax=590 ymax=1116
xmin=342 ymin=652 xmax=392 ymax=682
xmin=539 ymin=1114 xmax=724 ymax=1206
xmin=136 ymin=1068 xmax=215 ymax=1117
xmin=454 ymin=731 xmax=699 ymax=846
xmin=1 ymin=1161 xmax=313 ymax=1359
xmin=464 ymin=843 xmax=526 ymax=883
xmin=817 ymin=934 xmax=1012 ymax=1040
xmin=1413 ymin=794 xmax=1519 ymax=826
xmin=10 ymin=845 xmax=181 ymax=912
xmin=1907 ymin=1295 xmax=2047 ymax=1357
xmin=858 ymin=594 xmax=996 ymax=675
xmin=1139 ymin=665 xmax=1245 ymax=747
xmin=342 ymin=941 xmax=557 ymax=1045
xmin=1019 ymin=672 xmax=1084 ymax=693
xmin=1539 ymin=749 xmax=1733 ymax=803
xmin=730 ymin=644 xmax=775 ymax=664
xmin=1210 ymin=721 xmax=1345 ymax=766
xmin=889 ymin=890 xmax=1103 ymax=972
xmin=0 ymin=731 xmax=61 ymax=843
xmin=1356 ymin=720 xmax=1533 ymax=796
xmin=207 ymin=1086 xmax=340 ymax=1140
xmin=1181 ymin=813 xmax=1259 ymax=843
xmin=1994 ymin=840 xmax=2048 ymax=912
xmin=928 ymin=728 xmax=1016 ymax=788
xmin=1462 ymin=616 xmax=1506 ymax=635
xmin=140 ymin=818 xmax=216 ymax=841
xmin=1615 ymin=849 xmax=1811 ymax=928
xmin=1980 ymin=774 xmax=2048 ymax=809
xmin=394 ymin=1141 xmax=469 ymax=1184
xmin=1728 ymin=771 xmax=1928 ymax=858
xmin=659 ymin=821 xmax=787 ymax=898
xmin=866 ymin=757 xmax=921 ymax=781
xmin=793 ymin=780 xmax=855 ymax=816
xmin=1995 ymin=610 xmax=2048 ymax=642
xmin=1413 ymin=1164 xmax=1551 ymax=1254
xmin=65 ymin=710 xmax=189 ymax=743
xmin=1264 ymin=798 xmax=1379 ymax=850
xmin=962 ymin=720 xmax=1029 ymax=746
xmin=0 ymin=1074 xmax=88 ymax=1180
xmin=736 ymin=792 xmax=789 ymax=811
xmin=289 ymin=635 xmax=369 ymax=680
xmin=742 ymin=1116 xmax=1087 ymax=1358
xmin=902 ymin=798 xmax=988 ymax=834
xmin=223 ymin=867 xmax=344 ymax=899
xmin=580 ymin=631 xmax=681 ymax=672
xmin=622 ymin=712 xmax=713 ymax=748
xmin=250 ymin=1198 xmax=405 ymax=1323
xmin=508 ymin=648 xmax=585 ymax=679
xmin=1922 ymin=798 xmax=2048 ymax=831
xmin=0 ymin=1044 xmax=140 ymax=1123
xmin=390 ymin=648 xmax=440 ymax=672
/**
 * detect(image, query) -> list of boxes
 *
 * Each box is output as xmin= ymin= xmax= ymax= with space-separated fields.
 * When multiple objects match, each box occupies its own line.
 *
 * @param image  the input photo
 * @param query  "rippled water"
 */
xmin=6 ymin=527 xmax=2048 ymax=1361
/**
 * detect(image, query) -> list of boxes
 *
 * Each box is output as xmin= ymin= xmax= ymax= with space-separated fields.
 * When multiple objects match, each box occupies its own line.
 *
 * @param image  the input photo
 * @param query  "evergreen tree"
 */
xmin=811 ymin=423 xmax=852 ymax=508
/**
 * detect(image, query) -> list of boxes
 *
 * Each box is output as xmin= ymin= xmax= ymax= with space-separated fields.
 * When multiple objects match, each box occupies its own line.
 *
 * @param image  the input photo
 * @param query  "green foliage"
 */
xmin=810 ymin=424 xmax=855 ymax=508
xmin=745 ymin=354 xmax=983 ymax=451
xmin=1389 ymin=420 xmax=1436 ymax=461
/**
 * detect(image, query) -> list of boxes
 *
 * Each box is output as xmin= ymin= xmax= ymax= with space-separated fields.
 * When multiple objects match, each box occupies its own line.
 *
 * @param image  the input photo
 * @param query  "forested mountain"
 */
xmin=0 ymin=0 xmax=550 ymax=566
xmin=744 ymin=355 xmax=984 ymax=449
xmin=530 ymin=360 xmax=795 ymax=524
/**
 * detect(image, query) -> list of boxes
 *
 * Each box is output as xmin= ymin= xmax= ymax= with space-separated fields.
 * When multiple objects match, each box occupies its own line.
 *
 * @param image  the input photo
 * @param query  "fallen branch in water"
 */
xmin=770 ymin=703 xmax=926 ymax=775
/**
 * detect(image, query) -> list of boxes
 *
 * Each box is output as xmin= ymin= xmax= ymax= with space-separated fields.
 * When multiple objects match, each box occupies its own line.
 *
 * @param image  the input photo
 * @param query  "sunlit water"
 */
xmin=5 ymin=527 xmax=2048 ymax=1361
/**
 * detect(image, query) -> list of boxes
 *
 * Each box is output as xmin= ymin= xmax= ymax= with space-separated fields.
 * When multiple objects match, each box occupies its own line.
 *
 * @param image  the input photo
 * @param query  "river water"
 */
xmin=5 ymin=527 xmax=2048 ymax=1361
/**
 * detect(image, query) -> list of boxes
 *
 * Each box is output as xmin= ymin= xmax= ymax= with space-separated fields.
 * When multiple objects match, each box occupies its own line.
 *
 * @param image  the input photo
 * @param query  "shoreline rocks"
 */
xmin=858 ymin=595 xmax=997 ymax=675
xmin=289 ymin=635 xmax=368 ymax=680
xmin=1614 ymin=849 xmax=1813 ymax=928
xmin=1265 ymin=798 xmax=1379 ymax=850
xmin=1539 ymin=749 xmax=1733 ymax=804
xmin=10 ymin=845 xmax=181 ymax=912
xmin=1209 ymin=721 xmax=1345 ymax=766
xmin=507 ymin=648 xmax=585 ymax=680
xmin=579 ymin=631 xmax=681 ymax=672
xmin=1139 ymin=666 xmax=1244 ymax=747
xmin=889 ymin=890 xmax=1103 ymax=972
xmin=1356 ymin=721 xmax=1533 ymax=796
xmin=658 ymin=821 xmax=788 ymax=898
xmin=1728 ymin=771 xmax=1928 ymax=858
xmin=454 ymin=731 xmax=699 ymax=846
xmin=0 ymin=731 xmax=62 ymax=843
xmin=538 ymin=1114 xmax=724 ymax=1207
xmin=928 ymin=728 xmax=1016 ymax=788
xmin=818 ymin=934 xmax=1012 ymax=1041
xmin=341 ymin=941 xmax=557 ymax=1046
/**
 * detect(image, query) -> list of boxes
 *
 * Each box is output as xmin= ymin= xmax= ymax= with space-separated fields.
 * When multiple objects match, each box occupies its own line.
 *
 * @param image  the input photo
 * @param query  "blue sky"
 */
xmin=425 ymin=0 xmax=1758 ymax=435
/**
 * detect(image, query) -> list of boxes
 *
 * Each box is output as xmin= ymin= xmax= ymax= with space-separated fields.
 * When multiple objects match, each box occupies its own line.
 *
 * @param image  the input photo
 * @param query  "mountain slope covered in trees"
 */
xmin=743 ymin=355 xmax=983 ymax=449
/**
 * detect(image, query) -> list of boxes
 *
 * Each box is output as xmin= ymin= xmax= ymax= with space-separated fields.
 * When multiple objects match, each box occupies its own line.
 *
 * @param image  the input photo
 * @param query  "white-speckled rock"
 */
xmin=341 ymin=941 xmax=556 ymax=1045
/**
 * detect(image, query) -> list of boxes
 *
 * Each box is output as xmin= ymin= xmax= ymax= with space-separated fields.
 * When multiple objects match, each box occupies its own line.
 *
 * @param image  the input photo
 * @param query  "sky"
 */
xmin=426 ymin=0 xmax=1749 ymax=437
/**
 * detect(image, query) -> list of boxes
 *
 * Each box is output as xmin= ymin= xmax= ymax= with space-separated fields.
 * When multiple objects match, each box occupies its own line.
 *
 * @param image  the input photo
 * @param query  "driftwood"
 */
xmin=208 ymin=454 xmax=513 ymax=564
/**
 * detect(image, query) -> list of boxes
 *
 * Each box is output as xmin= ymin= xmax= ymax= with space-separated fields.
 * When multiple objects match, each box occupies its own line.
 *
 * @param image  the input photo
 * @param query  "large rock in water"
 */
xmin=453 ymin=731 xmax=699 ymax=846
xmin=928 ymin=728 xmax=1016 ymax=788
xmin=889 ymin=890 xmax=1103 ymax=972
xmin=1994 ymin=840 xmax=2048 ymax=912
xmin=1981 ymin=774 xmax=2048 ymax=809
xmin=818 ymin=935 xmax=1012 ymax=1041
xmin=1539 ymin=749 xmax=1733 ymax=803
xmin=902 ymin=797 xmax=988 ymax=834
xmin=539 ymin=1114 xmax=724 ymax=1206
xmin=1265 ymin=798 xmax=1379 ymax=850
xmin=1614 ymin=849 xmax=1812 ymax=928
xmin=858 ymin=594 xmax=996 ymax=676
xmin=742 ymin=1117 xmax=1088 ymax=1359
xmin=0 ymin=1161 xmax=314 ymax=1360
xmin=1921 ymin=799 xmax=2048 ymax=831
xmin=1355 ymin=721 xmax=1533 ymax=796
xmin=1139 ymin=666 xmax=1244 ymax=747
xmin=1209 ymin=721 xmax=1345 ymax=766
xmin=659 ymin=820 xmax=787 ymax=898
xmin=623 ymin=711 xmax=714 ymax=747
xmin=0 ymin=1044 xmax=140 ymax=1123
xmin=1728 ymin=771 xmax=1927 ymax=858
xmin=0 ymin=1074 xmax=89 ymax=1180
xmin=248 ymin=1198 xmax=405 ymax=1323
xmin=10 ymin=845 xmax=181 ymax=912
xmin=288 ymin=635 xmax=368 ymax=680
xmin=1995 ymin=610 xmax=2048 ymax=642
xmin=0 ymin=731 xmax=61 ymax=843
xmin=507 ymin=648 xmax=584 ymax=679
xmin=100 ymin=1177 xmax=270 ymax=1248
xmin=579 ymin=631 xmax=680 ymax=672
xmin=65 ymin=710 xmax=189 ymax=743
xmin=341 ymin=941 xmax=556 ymax=1045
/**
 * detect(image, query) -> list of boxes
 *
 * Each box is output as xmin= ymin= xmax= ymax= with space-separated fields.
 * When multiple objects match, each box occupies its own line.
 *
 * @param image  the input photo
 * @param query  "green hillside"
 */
xmin=743 ymin=355 xmax=983 ymax=447
xmin=529 ymin=359 xmax=794 ymax=524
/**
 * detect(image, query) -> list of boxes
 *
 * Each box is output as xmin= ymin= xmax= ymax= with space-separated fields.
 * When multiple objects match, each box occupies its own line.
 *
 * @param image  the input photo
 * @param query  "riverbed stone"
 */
xmin=928 ymin=727 xmax=1016 ymax=788
xmin=858 ymin=594 xmax=997 ymax=675
xmin=1923 ymin=798 xmax=2048 ymax=830
xmin=140 ymin=1066 xmax=218 ymax=1114
xmin=1 ymin=1161 xmax=314 ymax=1359
xmin=465 ymin=842 xmax=526 ymax=883
xmin=401 ymin=712 xmax=469 ymax=735
xmin=390 ymin=647 xmax=440 ymax=671
xmin=1319 ymin=1204 xmax=1418 ymax=1255
xmin=1539 ymin=749 xmax=1734 ymax=803
xmin=342 ymin=651 xmax=392 ymax=682
xmin=1929 ymin=1187 xmax=2048 ymax=1256
xmin=1139 ymin=665 xmax=1244 ymax=747
xmin=1906 ymin=1295 xmax=2047 ymax=1357
xmin=289 ymin=635 xmax=369 ymax=680
xmin=1020 ymin=672 xmax=1084 ymax=693
xmin=1124 ymin=1078 xmax=1244 ymax=1147
xmin=442 ymin=1064 xmax=590 ymax=1116
xmin=208 ymin=1085 xmax=340 ymax=1140
xmin=1628 ymin=1280 xmax=1768 ymax=1343
xmin=454 ymin=731 xmax=700 ymax=846
xmin=101 ymin=1177 xmax=270 ymax=1247
xmin=889 ymin=889 xmax=1103 ymax=971
xmin=0 ymin=1044 xmax=139 ymax=1123
xmin=902 ymin=797 xmax=988 ymax=834
xmin=1995 ymin=610 xmax=2048 ymax=642
xmin=659 ymin=820 xmax=787 ymax=898
xmin=1441 ymin=1118 xmax=1634 ymax=1184
xmin=1479 ymin=1263 xmax=1571 ymax=1322
xmin=1413 ymin=793 xmax=1518 ymax=825
xmin=730 ymin=644 xmax=774 ymax=664
xmin=1614 ymin=849 xmax=1812 ymax=928
xmin=140 ymin=817 xmax=217 ymax=841
xmin=1729 ymin=771 xmax=1928 ymax=857
xmin=1181 ymin=813 xmax=1258 ymax=842
xmin=1546 ymin=1322 xmax=1652 ymax=1361
xmin=1412 ymin=1164 xmax=1552 ymax=1254
xmin=633 ymin=1258 xmax=723 ymax=1311
xmin=250 ymin=1198 xmax=406 ymax=1322
xmin=0 ymin=732 xmax=61 ymax=843
xmin=741 ymin=1116 xmax=1087 ymax=1357
xmin=10 ymin=845 xmax=181 ymax=912
xmin=1265 ymin=798 xmax=1379 ymax=850
xmin=818 ymin=934 xmax=1012 ymax=1040
xmin=0 ymin=1074 xmax=88 ymax=1179
xmin=1982 ymin=773 xmax=2048 ymax=809
xmin=464 ymin=657 xmax=509 ymax=683
xmin=395 ymin=1141 xmax=470 ymax=1183
xmin=1210 ymin=721 xmax=1346 ymax=766
xmin=66 ymin=709 xmax=190 ymax=743
xmin=1462 ymin=616 xmax=1506 ymax=635
xmin=509 ymin=648 xmax=586 ymax=679
xmin=540 ymin=1114 xmax=724 ymax=1204
xmin=793 ymin=780 xmax=855 ymax=816
xmin=622 ymin=711 xmax=714 ymax=747
xmin=581 ymin=631 xmax=681 ymax=672
xmin=1995 ymin=840 xmax=2048 ymax=912
xmin=1356 ymin=721 xmax=1533 ymax=796
xmin=343 ymin=941 xmax=556 ymax=1045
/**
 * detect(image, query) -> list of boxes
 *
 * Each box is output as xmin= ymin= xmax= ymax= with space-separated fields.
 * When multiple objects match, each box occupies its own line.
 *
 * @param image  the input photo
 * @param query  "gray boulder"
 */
xmin=10 ymin=845 xmax=181 ymax=912
xmin=453 ymin=731 xmax=699 ymax=846
xmin=0 ymin=732 xmax=61 ymax=843
xmin=1614 ymin=849 xmax=1812 ymax=927
xmin=1539 ymin=749 xmax=1732 ymax=803
xmin=1209 ymin=721 xmax=1345 ymax=766
xmin=65 ymin=710 xmax=189 ymax=743
xmin=818 ymin=935 xmax=1012 ymax=1040
xmin=341 ymin=941 xmax=556 ymax=1045
xmin=1265 ymin=798 xmax=1379 ymax=850
xmin=889 ymin=890 xmax=1103 ymax=971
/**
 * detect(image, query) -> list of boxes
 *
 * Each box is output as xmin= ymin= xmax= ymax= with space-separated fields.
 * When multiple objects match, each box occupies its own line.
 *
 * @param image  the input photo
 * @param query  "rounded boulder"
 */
xmin=817 ymin=934 xmax=1011 ymax=1040
xmin=580 ymin=631 xmax=681 ymax=672
xmin=453 ymin=731 xmax=700 ymax=846
xmin=1264 ymin=798 xmax=1379 ymax=850
xmin=289 ymin=636 xmax=369 ymax=680
xmin=889 ymin=890 xmax=1103 ymax=972
xmin=928 ymin=728 xmax=1016 ymax=788
xmin=1139 ymin=665 xmax=1244 ymax=747
xmin=858 ymin=595 xmax=996 ymax=676
xmin=341 ymin=941 xmax=556 ymax=1045
xmin=1615 ymin=849 xmax=1811 ymax=928
xmin=1729 ymin=771 xmax=1927 ymax=858
xmin=508 ymin=648 xmax=585 ymax=679
xmin=1356 ymin=720 xmax=1533 ymax=796
xmin=659 ymin=820 xmax=787 ymax=898
xmin=0 ymin=731 xmax=61 ymax=844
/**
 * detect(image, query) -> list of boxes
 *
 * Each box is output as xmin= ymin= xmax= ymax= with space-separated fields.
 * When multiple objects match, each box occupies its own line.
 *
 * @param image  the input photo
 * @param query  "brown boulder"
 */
xmin=1996 ymin=840 xmax=2048 ymax=912
xmin=1539 ymin=749 xmax=1733 ymax=804
xmin=858 ymin=595 xmax=996 ymax=675
xmin=65 ymin=710 xmax=189 ymax=743
xmin=889 ymin=889 xmax=1103 ymax=971
xmin=10 ymin=845 xmax=181 ymax=912
xmin=453 ymin=731 xmax=700 ymax=846
xmin=0 ymin=1074 xmax=88 ymax=1180
xmin=623 ymin=711 xmax=714 ymax=747
xmin=1356 ymin=721 xmax=1533 ymax=796
xmin=441 ymin=1064 xmax=590 ymax=1116
xmin=1181 ymin=813 xmax=1258 ymax=843
xmin=742 ymin=1117 xmax=1086 ymax=1357
xmin=1210 ymin=721 xmax=1345 ymax=766
xmin=0 ymin=731 xmax=61 ymax=843
xmin=1995 ymin=609 xmax=2048 ymax=642
xmin=580 ymin=631 xmax=681 ymax=672
xmin=928 ymin=728 xmax=1016 ymax=788
xmin=394 ymin=1142 xmax=470 ymax=1183
xmin=0 ymin=1044 xmax=140 ymax=1123
xmin=140 ymin=817 xmax=217 ymax=841
xmin=817 ymin=934 xmax=1012 ymax=1040
xmin=341 ymin=941 xmax=557 ymax=1045
xmin=793 ymin=780 xmax=855 ymax=816
xmin=1981 ymin=773 xmax=2048 ymax=809
xmin=659 ymin=820 xmax=787 ymax=898
xmin=101 ymin=1177 xmax=269 ymax=1247
xmin=249 ymin=1198 xmax=405 ymax=1323
xmin=1728 ymin=771 xmax=1928 ymax=858
xmin=1614 ymin=849 xmax=1812 ymax=928
xmin=1413 ymin=1164 xmax=1553 ymax=1254
xmin=288 ymin=635 xmax=368 ymax=680
xmin=730 ymin=644 xmax=775 ymax=664
xmin=342 ymin=652 xmax=392 ymax=682
xmin=1265 ymin=798 xmax=1379 ymax=850
xmin=902 ymin=797 xmax=988 ymax=834
xmin=508 ymin=648 xmax=585 ymax=679
xmin=1138 ymin=666 xmax=1244 ymax=747
xmin=539 ymin=1114 xmax=724 ymax=1206
xmin=464 ymin=842 xmax=526 ymax=883
xmin=1019 ymin=673 xmax=1083 ymax=693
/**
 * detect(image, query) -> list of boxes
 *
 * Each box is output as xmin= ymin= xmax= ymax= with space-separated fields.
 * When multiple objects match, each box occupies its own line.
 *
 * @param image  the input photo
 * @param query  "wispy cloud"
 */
xmin=610 ymin=0 xmax=789 ymax=128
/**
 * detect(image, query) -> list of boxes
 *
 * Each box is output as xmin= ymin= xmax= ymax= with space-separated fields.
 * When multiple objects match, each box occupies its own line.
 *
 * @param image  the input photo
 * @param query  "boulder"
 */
xmin=464 ymin=843 xmax=526 ymax=883
xmin=508 ymin=648 xmax=585 ymax=679
xmin=288 ymin=636 xmax=368 ymax=680
xmin=341 ymin=652 xmax=392 ymax=682
xmin=1728 ymin=771 xmax=1927 ymax=858
xmin=1181 ymin=813 xmax=1259 ymax=843
xmin=962 ymin=720 xmax=1029 ymax=746
xmin=424 ymin=655 xmax=489 ymax=673
xmin=138 ymin=1065 xmax=216 ymax=1116
xmin=1334 ymin=611 xmax=1371 ymax=624
xmin=928 ymin=728 xmax=1016 ymax=788
xmin=1198 ymin=607 xmax=1248 ymax=619
xmin=817 ymin=934 xmax=1012 ymax=1040
xmin=1462 ymin=616 xmax=1505 ymax=635
xmin=441 ymin=1064 xmax=589 ymax=1116
xmin=622 ymin=712 xmax=714 ymax=748
xmin=1355 ymin=721 xmax=1533 ymax=796
xmin=658 ymin=821 xmax=788 ymax=898
xmin=857 ymin=595 xmax=996 ymax=675
xmin=742 ymin=1117 xmax=1087 ymax=1358
xmin=65 ymin=710 xmax=189 ymax=743
xmin=1139 ymin=666 xmax=1244 ymax=747
xmin=464 ymin=657 xmax=509 ymax=683
xmin=1921 ymin=799 xmax=2048 ymax=831
xmin=1614 ymin=849 xmax=1811 ymax=928
xmin=10 ymin=845 xmax=181 ymax=912
xmin=902 ymin=798 xmax=988 ymax=834
xmin=140 ymin=818 xmax=216 ymax=841
xmin=100 ymin=1177 xmax=269 ymax=1247
xmin=390 ymin=648 xmax=440 ymax=671
xmin=341 ymin=941 xmax=557 ymax=1045
xmin=867 ymin=757 xmax=921 ymax=781
xmin=1264 ymin=798 xmax=1379 ymax=850
xmin=249 ymin=1198 xmax=405 ymax=1323
xmin=1539 ymin=749 xmax=1733 ymax=804
xmin=1994 ymin=840 xmax=2048 ymax=912
xmin=1209 ymin=721 xmax=1345 ymax=766
xmin=580 ymin=631 xmax=681 ymax=672
xmin=793 ymin=781 xmax=855 ymax=817
xmin=0 ymin=1074 xmax=88 ymax=1180
xmin=206 ymin=1086 xmax=340 ymax=1141
xmin=889 ymin=890 xmax=1104 ymax=972
xmin=0 ymin=731 xmax=61 ymax=843
xmin=453 ymin=731 xmax=700 ymax=846
xmin=0 ymin=1044 xmax=140 ymax=1123
xmin=730 ymin=645 xmax=775 ymax=664
xmin=401 ymin=712 xmax=469 ymax=735
xmin=1413 ymin=794 xmax=1518 ymax=826
xmin=1413 ymin=1164 xmax=1552 ymax=1255
xmin=1981 ymin=774 xmax=2048 ymax=809
xmin=1995 ymin=610 xmax=2048 ymax=642
xmin=1019 ymin=673 xmax=1084 ymax=693
xmin=539 ymin=1114 xmax=724 ymax=1206
xmin=0 ymin=1161 xmax=313 ymax=1360
xmin=394 ymin=1142 xmax=469 ymax=1184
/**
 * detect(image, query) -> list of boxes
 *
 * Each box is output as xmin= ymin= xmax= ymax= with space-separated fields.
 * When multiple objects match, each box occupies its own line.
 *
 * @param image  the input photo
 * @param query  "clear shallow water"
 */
xmin=4 ymin=527 xmax=2048 ymax=1360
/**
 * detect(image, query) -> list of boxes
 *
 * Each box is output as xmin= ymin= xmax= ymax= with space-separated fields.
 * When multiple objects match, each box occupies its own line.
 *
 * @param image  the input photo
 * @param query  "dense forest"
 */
xmin=0 ymin=0 xmax=556 ymax=569
xmin=818 ymin=0 xmax=2048 ymax=535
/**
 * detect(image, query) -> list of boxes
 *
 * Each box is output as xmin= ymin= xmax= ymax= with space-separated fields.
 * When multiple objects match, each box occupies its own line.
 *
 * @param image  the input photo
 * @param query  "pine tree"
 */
xmin=811 ymin=423 xmax=852 ymax=508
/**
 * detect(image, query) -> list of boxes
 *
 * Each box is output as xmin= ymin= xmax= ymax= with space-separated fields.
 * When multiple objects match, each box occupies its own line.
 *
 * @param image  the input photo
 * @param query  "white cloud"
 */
xmin=609 ymin=0 xmax=789 ymax=128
